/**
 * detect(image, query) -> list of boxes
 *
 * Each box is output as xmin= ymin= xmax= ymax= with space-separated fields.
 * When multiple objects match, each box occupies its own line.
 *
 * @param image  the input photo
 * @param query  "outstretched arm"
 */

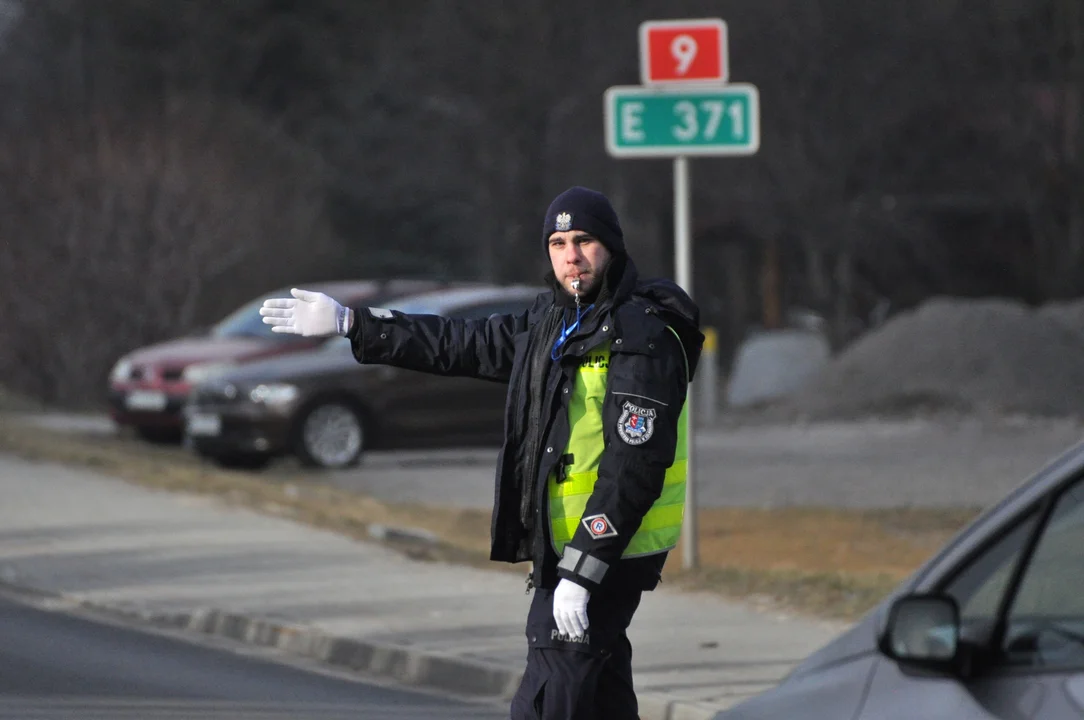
xmin=260 ymin=288 xmax=529 ymax=382
xmin=347 ymin=305 xmax=526 ymax=382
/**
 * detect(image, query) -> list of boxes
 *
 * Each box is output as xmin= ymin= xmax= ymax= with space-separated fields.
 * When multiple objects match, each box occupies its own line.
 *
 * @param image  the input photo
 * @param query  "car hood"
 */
xmin=212 ymin=343 xmax=366 ymax=384
xmin=780 ymin=572 xmax=923 ymax=682
xmin=714 ymin=614 xmax=882 ymax=719
xmin=783 ymin=613 xmax=879 ymax=679
xmin=123 ymin=336 xmax=291 ymax=366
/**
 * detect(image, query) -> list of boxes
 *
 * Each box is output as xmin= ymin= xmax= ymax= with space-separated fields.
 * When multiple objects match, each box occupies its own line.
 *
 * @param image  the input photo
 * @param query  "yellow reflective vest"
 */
xmin=547 ymin=330 xmax=689 ymax=558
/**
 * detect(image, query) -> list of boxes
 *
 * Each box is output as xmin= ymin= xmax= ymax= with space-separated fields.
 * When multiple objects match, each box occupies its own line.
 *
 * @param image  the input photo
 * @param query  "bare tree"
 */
xmin=993 ymin=0 xmax=1084 ymax=299
xmin=0 ymin=0 xmax=349 ymax=406
xmin=718 ymin=1 xmax=980 ymax=341
xmin=0 ymin=96 xmax=333 ymax=406
xmin=342 ymin=0 xmax=647 ymax=283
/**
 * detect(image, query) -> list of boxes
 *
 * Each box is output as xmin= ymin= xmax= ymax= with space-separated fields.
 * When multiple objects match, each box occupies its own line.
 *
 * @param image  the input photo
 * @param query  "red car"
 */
xmin=108 ymin=279 xmax=458 ymax=441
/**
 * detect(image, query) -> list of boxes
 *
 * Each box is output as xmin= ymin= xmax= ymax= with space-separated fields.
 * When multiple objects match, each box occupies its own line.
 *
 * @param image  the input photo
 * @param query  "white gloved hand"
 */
xmin=259 ymin=288 xmax=351 ymax=337
xmin=553 ymin=578 xmax=591 ymax=639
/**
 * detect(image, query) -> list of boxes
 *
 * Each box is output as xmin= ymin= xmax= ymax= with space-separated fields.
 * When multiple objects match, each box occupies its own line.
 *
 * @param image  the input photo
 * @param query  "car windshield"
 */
xmin=940 ymin=474 xmax=1084 ymax=670
xmin=209 ymin=295 xmax=288 ymax=340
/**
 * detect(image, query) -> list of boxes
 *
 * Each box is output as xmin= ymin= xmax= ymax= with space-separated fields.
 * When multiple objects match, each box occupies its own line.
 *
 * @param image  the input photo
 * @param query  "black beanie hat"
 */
xmin=541 ymin=186 xmax=626 ymax=257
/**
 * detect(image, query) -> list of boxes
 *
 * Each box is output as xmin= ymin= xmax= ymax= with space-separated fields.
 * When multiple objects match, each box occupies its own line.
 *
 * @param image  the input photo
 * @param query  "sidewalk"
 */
xmin=0 ymin=453 xmax=849 ymax=720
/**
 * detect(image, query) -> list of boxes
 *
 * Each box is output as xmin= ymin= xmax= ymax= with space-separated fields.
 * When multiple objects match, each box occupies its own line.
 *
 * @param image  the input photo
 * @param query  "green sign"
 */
xmin=604 ymin=84 xmax=760 ymax=157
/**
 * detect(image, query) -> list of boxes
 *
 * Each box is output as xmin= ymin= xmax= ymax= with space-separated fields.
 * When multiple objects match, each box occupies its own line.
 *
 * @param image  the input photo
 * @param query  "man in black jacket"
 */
xmin=261 ymin=186 xmax=703 ymax=719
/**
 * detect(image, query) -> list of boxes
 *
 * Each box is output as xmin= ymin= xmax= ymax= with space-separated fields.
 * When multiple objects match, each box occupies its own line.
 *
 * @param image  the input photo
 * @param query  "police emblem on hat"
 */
xmin=582 ymin=513 xmax=618 ymax=539
xmin=617 ymin=401 xmax=656 ymax=445
xmin=555 ymin=212 xmax=572 ymax=232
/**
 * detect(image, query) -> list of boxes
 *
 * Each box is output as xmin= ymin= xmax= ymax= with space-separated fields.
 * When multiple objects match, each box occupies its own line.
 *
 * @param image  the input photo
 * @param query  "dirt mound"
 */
xmin=774 ymin=297 xmax=1084 ymax=420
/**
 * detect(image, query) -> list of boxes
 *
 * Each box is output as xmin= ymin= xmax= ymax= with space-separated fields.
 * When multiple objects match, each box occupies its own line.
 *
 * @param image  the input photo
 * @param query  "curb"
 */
xmin=141 ymin=606 xmax=726 ymax=720
xmin=81 ymin=604 xmax=524 ymax=700
xmin=1 ymin=579 xmax=726 ymax=720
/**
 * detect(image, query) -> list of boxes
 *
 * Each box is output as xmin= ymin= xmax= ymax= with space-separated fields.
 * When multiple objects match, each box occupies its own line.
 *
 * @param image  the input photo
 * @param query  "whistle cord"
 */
xmin=551 ymin=303 xmax=594 ymax=361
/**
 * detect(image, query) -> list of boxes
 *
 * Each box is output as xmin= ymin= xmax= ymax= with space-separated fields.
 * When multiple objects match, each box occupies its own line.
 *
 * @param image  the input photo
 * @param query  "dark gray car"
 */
xmin=715 ymin=440 xmax=1084 ymax=719
xmin=184 ymin=284 xmax=544 ymax=470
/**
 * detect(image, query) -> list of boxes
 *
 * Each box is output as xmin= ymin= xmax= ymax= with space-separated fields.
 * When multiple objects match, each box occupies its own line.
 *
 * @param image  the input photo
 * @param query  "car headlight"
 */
xmin=249 ymin=383 xmax=299 ymax=407
xmin=109 ymin=358 xmax=133 ymax=383
xmin=182 ymin=362 xmax=236 ymax=384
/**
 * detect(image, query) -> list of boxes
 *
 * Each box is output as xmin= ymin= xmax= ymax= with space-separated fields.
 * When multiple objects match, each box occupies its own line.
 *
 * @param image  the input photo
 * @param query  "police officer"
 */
xmin=260 ymin=186 xmax=703 ymax=719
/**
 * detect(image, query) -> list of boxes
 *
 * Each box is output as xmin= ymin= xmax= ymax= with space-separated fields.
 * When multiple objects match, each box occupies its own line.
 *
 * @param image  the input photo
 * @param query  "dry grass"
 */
xmin=0 ymin=418 xmax=503 ymax=569
xmin=0 ymin=417 xmax=980 ymax=620
xmin=661 ymin=505 xmax=978 ymax=618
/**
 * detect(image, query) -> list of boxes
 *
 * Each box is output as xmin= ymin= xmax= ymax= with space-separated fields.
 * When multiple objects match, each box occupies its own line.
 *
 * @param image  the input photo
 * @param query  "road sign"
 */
xmin=639 ymin=18 xmax=728 ymax=85
xmin=604 ymin=84 xmax=760 ymax=158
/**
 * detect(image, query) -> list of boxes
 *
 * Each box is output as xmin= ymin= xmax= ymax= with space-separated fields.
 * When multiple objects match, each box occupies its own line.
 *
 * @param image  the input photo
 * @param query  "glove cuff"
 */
xmin=336 ymin=306 xmax=352 ymax=336
xmin=556 ymin=547 xmax=608 ymax=593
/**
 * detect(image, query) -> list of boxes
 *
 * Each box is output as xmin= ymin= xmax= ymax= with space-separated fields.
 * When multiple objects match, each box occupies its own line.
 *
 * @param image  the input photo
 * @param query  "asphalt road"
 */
xmin=0 ymin=590 xmax=507 ymax=720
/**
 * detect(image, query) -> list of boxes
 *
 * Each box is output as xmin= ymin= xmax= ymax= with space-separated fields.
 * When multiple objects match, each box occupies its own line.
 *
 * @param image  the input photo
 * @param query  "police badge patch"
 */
xmin=555 ymin=212 xmax=572 ymax=232
xmin=617 ymin=401 xmax=656 ymax=445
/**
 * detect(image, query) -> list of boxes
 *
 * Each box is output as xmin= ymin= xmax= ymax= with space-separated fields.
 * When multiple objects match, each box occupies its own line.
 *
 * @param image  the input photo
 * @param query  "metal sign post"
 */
xmin=604 ymin=18 xmax=761 ymax=570
xmin=673 ymin=155 xmax=697 ymax=569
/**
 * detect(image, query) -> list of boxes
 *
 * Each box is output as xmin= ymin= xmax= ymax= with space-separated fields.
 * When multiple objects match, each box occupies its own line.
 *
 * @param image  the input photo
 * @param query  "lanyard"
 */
xmin=551 ymin=303 xmax=594 ymax=361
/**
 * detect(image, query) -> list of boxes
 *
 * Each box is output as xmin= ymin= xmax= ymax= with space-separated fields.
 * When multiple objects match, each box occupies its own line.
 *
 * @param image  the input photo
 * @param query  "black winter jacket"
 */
xmin=347 ymin=257 xmax=703 ymax=593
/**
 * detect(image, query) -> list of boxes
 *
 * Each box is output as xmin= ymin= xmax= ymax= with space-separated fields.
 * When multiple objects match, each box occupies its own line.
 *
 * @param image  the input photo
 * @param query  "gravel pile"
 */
xmin=774 ymin=297 xmax=1084 ymax=420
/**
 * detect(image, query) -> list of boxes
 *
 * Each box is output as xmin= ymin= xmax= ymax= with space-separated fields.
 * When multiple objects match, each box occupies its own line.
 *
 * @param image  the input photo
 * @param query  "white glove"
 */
xmin=553 ymin=578 xmax=590 ymax=638
xmin=259 ymin=288 xmax=351 ymax=337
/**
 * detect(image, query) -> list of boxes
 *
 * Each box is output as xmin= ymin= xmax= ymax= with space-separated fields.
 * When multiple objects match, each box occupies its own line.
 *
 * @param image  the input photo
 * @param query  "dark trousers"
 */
xmin=509 ymin=586 xmax=642 ymax=720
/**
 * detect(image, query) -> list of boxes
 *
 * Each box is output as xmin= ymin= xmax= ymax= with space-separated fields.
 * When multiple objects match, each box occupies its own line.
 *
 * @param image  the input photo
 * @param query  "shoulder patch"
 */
xmin=617 ymin=400 xmax=656 ymax=445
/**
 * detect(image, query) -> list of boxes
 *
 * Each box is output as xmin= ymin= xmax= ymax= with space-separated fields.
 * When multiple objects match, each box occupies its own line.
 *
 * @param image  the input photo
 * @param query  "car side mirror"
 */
xmin=881 ymin=593 xmax=960 ymax=667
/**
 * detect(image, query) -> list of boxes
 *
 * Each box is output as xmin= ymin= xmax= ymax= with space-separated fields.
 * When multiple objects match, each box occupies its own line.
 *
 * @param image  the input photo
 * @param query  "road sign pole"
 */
xmin=607 ymin=15 xmax=759 ymax=572
xmin=674 ymin=155 xmax=698 ymax=570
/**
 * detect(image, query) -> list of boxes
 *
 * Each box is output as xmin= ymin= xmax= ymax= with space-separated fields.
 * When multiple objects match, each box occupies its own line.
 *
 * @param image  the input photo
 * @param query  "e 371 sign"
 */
xmin=639 ymin=18 xmax=728 ymax=85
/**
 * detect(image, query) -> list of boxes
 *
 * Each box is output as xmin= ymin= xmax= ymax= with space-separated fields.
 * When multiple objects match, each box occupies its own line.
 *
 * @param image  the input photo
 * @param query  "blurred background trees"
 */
xmin=0 ymin=0 xmax=1080 ymax=405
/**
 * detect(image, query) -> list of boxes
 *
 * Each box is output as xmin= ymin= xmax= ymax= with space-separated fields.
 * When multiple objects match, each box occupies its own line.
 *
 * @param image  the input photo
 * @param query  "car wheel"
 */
xmin=296 ymin=401 xmax=366 ymax=469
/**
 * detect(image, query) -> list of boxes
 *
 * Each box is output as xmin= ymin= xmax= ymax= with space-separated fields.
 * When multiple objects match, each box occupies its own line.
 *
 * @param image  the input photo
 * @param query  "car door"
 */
xmin=857 ymin=476 xmax=1084 ymax=719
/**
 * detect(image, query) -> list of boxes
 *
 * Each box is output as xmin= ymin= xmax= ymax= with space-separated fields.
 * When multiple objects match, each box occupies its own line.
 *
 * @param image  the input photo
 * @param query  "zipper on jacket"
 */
xmin=519 ymin=306 xmax=562 ymax=530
